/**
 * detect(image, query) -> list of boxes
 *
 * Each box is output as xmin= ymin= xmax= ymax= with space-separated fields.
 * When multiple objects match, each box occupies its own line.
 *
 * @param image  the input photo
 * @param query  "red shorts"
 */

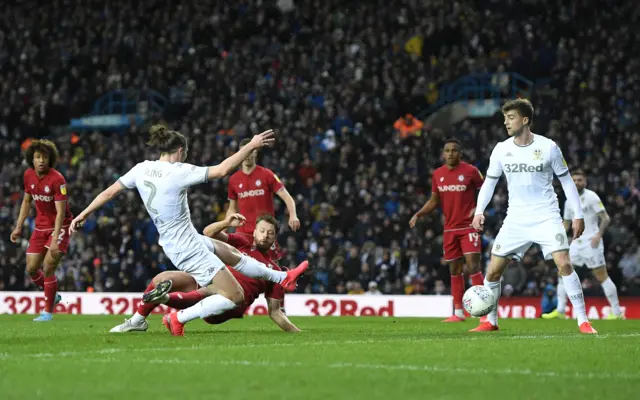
xmin=27 ymin=226 xmax=71 ymax=255
xmin=203 ymin=307 xmax=246 ymax=325
xmin=235 ymin=232 xmax=284 ymax=261
xmin=442 ymin=228 xmax=481 ymax=261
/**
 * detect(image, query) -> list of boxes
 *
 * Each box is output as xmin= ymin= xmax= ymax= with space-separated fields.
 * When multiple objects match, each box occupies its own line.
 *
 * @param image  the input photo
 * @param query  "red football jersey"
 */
xmin=226 ymin=233 xmax=285 ymax=307
xmin=228 ymin=166 xmax=284 ymax=234
xmin=23 ymin=168 xmax=74 ymax=230
xmin=431 ymin=162 xmax=484 ymax=231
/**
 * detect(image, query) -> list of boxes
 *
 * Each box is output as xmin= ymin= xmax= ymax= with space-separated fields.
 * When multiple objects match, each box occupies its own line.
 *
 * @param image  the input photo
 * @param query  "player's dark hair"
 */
xmin=572 ymin=169 xmax=586 ymax=177
xmin=256 ymin=214 xmax=279 ymax=230
xmin=24 ymin=139 xmax=59 ymax=169
xmin=444 ymin=138 xmax=462 ymax=149
xmin=147 ymin=124 xmax=188 ymax=154
xmin=502 ymin=98 xmax=534 ymax=126
xmin=239 ymin=138 xmax=251 ymax=148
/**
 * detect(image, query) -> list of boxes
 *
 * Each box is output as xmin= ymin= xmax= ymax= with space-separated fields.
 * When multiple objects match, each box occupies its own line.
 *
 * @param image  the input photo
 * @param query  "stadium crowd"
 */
xmin=1 ymin=0 xmax=639 ymax=296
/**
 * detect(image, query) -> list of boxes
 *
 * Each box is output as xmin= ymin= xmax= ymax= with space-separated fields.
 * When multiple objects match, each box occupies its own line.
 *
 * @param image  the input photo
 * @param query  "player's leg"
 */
xmin=26 ymin=253 xmax=46 ymax=288
xmin=442 ymin=231 xmax=465 ymax=322
xmin=33 ymin=248 xmax=64 ymax=321
xmin=468 ymin=254 xmax=510 ymax=332
xmin=550 ymin=251 xmax=596 ymax=333
xmin=26 ymin=230 xmax=47 ymax=288
xmin=444 ymin=258 xmax=466 ymax=322
xmin=111 ymin=271 xmax=200 ymax=333
xmin=540 ymin=220 xmax=596 ymax=333
xmin=461 ymin=231 xmax=484 ymax=286
xmin=205 ymin=236 xmax=308 ymax=291
xmin=470 ymin=222 xmax=529 ymax=332
xmin=164 ymin=266 xmax=245 ymax=336
xmin=541 ymin=256 xmax=569 ymax=319
xmin=592 ymin=266 xmax=623 ymax=319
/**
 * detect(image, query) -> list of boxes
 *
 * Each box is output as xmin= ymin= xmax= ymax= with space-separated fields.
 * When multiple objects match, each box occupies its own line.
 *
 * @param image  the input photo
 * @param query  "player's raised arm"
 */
xmin=70 ymin=170 xmax=134 ymax=233
xmin=203 ymin=213 xmax=247 ymax=240
xmin=267 ymin=297 xmax=300 ymax=332
xmin=550 ymin=143 xmax=584 ymax=239
xmin=207 ymin=130 xmax=275 ymax=180
xmin=472 ymin=144 xmax=503 ymax=231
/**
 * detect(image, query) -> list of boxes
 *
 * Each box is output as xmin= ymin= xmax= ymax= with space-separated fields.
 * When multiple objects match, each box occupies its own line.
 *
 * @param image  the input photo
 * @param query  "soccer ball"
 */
xmin=463 ymin=285 xmax=496 ymax=317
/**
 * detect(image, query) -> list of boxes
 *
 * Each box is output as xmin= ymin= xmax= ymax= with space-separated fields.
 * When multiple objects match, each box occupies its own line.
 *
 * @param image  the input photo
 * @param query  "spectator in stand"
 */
xmin=0 ymin=0 xmax=639 ymax=298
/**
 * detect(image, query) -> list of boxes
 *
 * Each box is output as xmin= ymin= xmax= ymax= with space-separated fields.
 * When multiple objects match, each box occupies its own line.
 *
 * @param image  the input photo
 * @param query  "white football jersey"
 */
xmin=563 ymin=188 xmax=606 ymax=239
xmin=118 ymin=160 xmax=209 ymax=254
xmin=486 ymin=134 xmax=570 ymax=220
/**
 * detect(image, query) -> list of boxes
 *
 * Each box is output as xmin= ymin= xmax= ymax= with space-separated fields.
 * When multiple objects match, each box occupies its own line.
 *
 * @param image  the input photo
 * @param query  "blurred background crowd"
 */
xmin=1 ymin=0 xmax=639 ymax=297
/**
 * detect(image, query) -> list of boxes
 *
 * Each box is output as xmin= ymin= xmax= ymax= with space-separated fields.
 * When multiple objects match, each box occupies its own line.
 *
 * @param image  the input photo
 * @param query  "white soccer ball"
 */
xmin=463 ymin=285 xmax=496 ymax=317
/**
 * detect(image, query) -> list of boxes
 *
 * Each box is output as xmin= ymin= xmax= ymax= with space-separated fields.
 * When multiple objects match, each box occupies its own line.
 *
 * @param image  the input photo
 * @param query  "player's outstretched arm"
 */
xmin=207 ymin=130 xmax=275 ymax=180
xmin=10 ymin=193 xmax=33 ymax=242
xmin=203 ymin=213 xmax=246 ymax=240
xmin=276 ymin=189 xmax=300 ymax=231
xmin=409 ymin=192 xmax=440 ymax=228
xmin=70 ymin=181 xmax=127 ymax=233
xmin=267 ymin=298 xmax=300 ymax=332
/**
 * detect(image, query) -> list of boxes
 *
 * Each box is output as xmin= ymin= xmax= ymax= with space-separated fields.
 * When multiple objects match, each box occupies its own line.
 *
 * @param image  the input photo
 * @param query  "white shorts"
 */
xmin=164 ymin=235 xmax=224 ymax=287
xmin=569 ymin=237 xmax=606 ymax=269
xmin=492 ymin=216 xmax=569 ymax=261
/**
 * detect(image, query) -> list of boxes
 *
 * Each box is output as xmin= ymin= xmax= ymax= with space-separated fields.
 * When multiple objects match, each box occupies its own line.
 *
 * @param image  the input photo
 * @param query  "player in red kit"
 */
xmin=10 ymin=139 xmax=73 ymax=322
xmin=136 ymin=214 xmax=300 ymax=335
xmin=226 ymin=138 xmax=300 ymax=259
xmin=409 ymin=138 xmax=486 ymax=325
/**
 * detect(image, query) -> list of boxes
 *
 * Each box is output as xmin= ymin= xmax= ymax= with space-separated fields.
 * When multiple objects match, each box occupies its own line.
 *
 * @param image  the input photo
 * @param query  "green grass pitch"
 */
xmin=1 ymin=315 xmax=639 ymax=400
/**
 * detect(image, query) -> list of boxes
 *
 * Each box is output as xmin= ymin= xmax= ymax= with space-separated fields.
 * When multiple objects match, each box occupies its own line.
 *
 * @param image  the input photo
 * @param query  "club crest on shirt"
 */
xmin=533 ymin=149 xmax=542 ymax=160
xmin=458 ymin=175 xmax=464 ymax=182
xmin=239 ymin=183 xmax=243 ymax=188
xmin=31 ymin=184 xmax=35 ymax=189
xmin=440 ymin=177 xmax=444 ymax=182
xmin=256 ymin=180 xmax=262 ymax=187
xmin=44 ymin=185 xmax=50 ymax=193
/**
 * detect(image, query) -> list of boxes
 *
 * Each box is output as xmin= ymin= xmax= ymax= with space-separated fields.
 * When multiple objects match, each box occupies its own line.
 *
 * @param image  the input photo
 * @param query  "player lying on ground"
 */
xmin=135 ymin=214 xmax=300 ymax=334
xmin=71 ymin=125 xmax=307 ymax=332
xmin=226 ymin=137 xmax=300 ymax=260
xmin=10 ymin=140 xmax=72 ymax=321
xmin=110 ymin=213 xmax=302 ymax=332
xmin=542 ymin=169 xmax=623 ymax=320
xmin=471 ymin=98 xmax=596 ymax=334
xmin=410 ymin=138 xmax=486 ymax=325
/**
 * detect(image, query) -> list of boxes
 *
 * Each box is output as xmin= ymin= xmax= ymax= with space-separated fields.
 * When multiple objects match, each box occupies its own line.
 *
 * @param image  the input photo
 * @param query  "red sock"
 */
xmin=451 ymin=274 xmax=464 ymax=310
xmin=31 ymin=270 xmax=45 ymax=288
xmin=470 ymin=271 xmax=485 ymax=287
xmin=44 ymin=276 xmax=58 ymax=313
xmin=166 ymin=291 xmax=204 ymax=310
xmin=136 ymin=282 xmax=159 ymax=317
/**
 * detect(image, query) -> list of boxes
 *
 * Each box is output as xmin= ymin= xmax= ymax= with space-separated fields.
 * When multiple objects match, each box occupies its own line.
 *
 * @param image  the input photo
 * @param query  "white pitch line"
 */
xmin=34 ymin=356 xmax=640 ymax=381
xmin=1 ymin=332 xmax=638 ymax=361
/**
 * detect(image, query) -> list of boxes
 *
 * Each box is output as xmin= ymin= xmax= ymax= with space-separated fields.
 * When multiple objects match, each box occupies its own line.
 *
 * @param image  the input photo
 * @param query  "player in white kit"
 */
xmin=471 ymin=99 xmax=597 ymax=334
xmin=541 ymin=169 xmax=623 ymax=320
xmin=70 ymin=125 xmax=308 ymax=336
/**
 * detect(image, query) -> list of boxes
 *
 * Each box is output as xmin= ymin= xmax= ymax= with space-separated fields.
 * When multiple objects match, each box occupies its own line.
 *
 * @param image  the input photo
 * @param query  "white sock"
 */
xmin=561 ymin=271 xmax=588 ymax=325
xmin=556 ymin=279 xmax=567 ymax=314
xmin=177 ymin=294 xmax=237 ymax=324
xmin=601 ymin=277 xmax=622 ymax=316
xmin=454 ymin=309 xmax=465 ymax=318
xmin=484 ymin=279 xmax=501 ymax=326
xmin=233 ymin=255 xmax=286 ymax=283
xmin=130 ymin=312 xmax=146 ymax=325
